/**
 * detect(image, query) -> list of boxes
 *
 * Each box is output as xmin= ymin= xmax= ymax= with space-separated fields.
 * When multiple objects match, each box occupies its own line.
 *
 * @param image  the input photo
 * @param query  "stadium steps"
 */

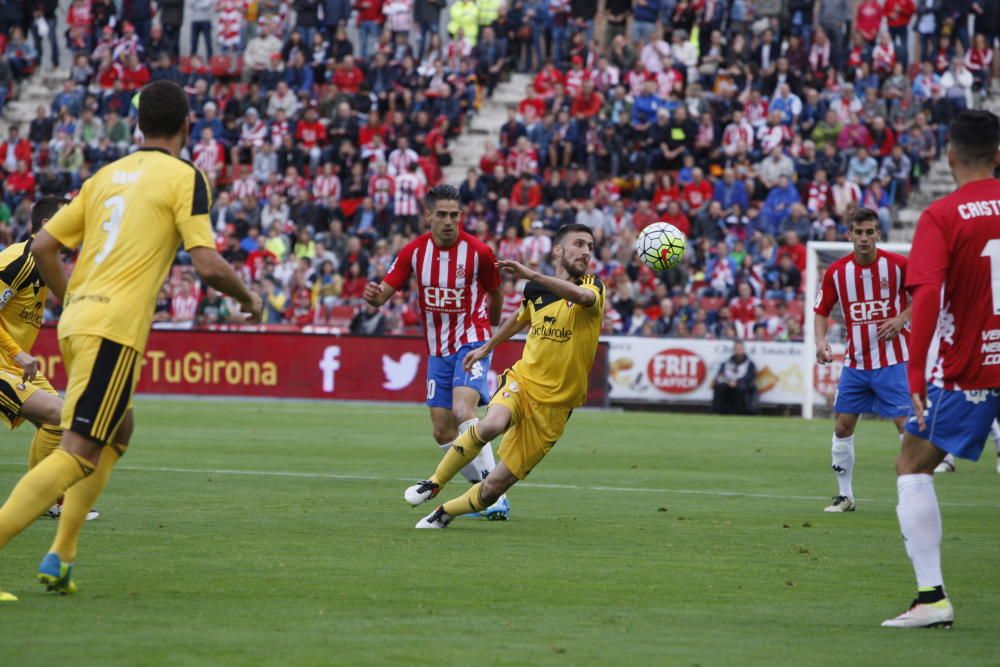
xmin=443 ymin=72 xmax=531 ymax=184
xmin=0 ymin=68 xmax=69 ymax=133
xmin=893 ymin=91 xmax=1000 ymax=241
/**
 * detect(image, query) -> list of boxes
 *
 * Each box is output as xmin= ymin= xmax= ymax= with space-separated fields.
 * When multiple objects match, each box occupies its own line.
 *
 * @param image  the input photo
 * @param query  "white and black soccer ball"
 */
xmin=635 ymin=222 xmax=687 ymax=271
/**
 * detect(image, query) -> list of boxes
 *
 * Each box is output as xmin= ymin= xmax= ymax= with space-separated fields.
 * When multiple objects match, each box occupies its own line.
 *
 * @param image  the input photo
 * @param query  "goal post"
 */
xmin=802 ymin=241 xmax=912 ymax=420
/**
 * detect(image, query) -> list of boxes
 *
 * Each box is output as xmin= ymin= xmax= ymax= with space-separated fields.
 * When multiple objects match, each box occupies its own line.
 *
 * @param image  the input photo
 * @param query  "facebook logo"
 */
xmin=319 ymin=346 xmax=341 ymax=393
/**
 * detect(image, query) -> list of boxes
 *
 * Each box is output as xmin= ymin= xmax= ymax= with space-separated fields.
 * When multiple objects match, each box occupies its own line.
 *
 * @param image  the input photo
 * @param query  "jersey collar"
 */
xmin=136 ymin=146 xmax=172 ymax=156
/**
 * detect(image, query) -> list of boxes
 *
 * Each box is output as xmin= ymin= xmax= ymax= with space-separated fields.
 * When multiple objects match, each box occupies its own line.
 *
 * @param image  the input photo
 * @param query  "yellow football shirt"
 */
xmin=0 ymin=239 xmax=46 ymax=362
xmin=44 ymin=147 xmax=215 ymax=353
xmin=511 ymin=275 xmax=605 ymax=408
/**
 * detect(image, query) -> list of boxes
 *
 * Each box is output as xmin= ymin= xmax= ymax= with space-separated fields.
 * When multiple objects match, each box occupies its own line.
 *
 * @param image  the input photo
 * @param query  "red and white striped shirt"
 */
xmin=171 ymin=293 xmax=199 ymax=322
xmin=384 ymin=232 xmax=501 ymax=356
xmin=388 ymin=147 xmax=419 ymax=176
xmin=313 ymin=173 xmax=342 ymax=200
xmin=369 ymin=173 xmax=395 ymax=209
xmin=815 ymin=249 xmax=909 ymax=370
xmin=393 ymin=172 xmax=425 ymax=216
xmin=722 ymin=120 xmax=754 ymax=154
xmin=193 ymin=139 xmax=226 ymax=174
xmin=232 ymin=176 xmax=260 ymax=200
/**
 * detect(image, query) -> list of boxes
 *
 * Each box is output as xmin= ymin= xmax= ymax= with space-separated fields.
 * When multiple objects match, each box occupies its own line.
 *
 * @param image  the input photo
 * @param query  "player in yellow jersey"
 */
xmin=404 ymin=223 xmax=604 ymax=528
xmin=0 ymin=80 xmax=262 ymax=602
xmin=0 ymin=198 xmax=72 ymax=477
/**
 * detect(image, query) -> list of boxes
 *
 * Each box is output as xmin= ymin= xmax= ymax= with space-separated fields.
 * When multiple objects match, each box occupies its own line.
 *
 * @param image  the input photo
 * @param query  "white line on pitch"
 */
xmin=1 ymin=462 xmax=990 ymax=510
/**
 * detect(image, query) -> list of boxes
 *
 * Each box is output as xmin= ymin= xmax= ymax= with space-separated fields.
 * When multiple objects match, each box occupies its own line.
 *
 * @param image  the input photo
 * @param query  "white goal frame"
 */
xmin=802 ymin=241 xmax=912 ymax=419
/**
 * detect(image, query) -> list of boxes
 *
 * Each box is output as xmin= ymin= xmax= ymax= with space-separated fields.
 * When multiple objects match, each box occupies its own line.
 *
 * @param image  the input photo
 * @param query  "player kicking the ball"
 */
xmin=882 ymin=110 xmax=1000 ymax=629
xmin=404 ymin=224 xmax=603 ymax=529
xmin=814 ymin=207 xmax=911 ymax=512
xmin=363 ymin=185 xmax=510 ymax=520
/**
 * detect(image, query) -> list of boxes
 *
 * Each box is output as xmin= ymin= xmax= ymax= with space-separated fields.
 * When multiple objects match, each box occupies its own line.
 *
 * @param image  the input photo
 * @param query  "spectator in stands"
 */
xmin=711 ymin=341 xmax=759 ymax=415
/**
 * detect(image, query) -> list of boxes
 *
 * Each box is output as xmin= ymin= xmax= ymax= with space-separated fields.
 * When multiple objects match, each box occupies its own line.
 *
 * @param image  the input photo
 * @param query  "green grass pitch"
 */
xmin=1 ymin=399 xmax=998 ymax=666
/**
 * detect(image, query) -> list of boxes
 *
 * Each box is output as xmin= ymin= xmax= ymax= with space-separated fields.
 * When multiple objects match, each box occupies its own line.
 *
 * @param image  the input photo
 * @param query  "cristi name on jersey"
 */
xmin=957 ymin=199 xmax=1000 ymax=219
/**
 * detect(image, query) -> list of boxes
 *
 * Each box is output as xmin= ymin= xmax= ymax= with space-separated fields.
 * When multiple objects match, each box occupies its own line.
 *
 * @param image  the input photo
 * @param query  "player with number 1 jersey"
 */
xmin=364 ymin=185 xmax=509 ymax=519
xmin=882 ymin=110 xmax=1000 ymax=629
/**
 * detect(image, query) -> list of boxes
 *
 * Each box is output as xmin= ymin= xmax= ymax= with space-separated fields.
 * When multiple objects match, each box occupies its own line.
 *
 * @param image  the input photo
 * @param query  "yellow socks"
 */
xmin=51 ymin=443 xmax=125 ymax=563
xmin=28 ymin=426 xmax=63 ymax=470
xmin=430 ymin=425 xmax=488 ymax=487
xmin=442 ymin=482 xmax=489 ymax=516
xmin=0 ymin=449 xmax=94 ymax=550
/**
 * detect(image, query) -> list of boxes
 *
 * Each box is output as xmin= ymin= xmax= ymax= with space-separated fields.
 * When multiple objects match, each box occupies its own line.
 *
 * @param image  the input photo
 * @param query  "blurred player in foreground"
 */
xmin=814 ymin=207 xmax=911 ymax=512
xmin=364 ymin=185 xmax=510 ymax=520
xmin=0 ymin=197 xmax=101 ymax=521
xmin=882 ymin=110 xmax=1000 ymax=628
xmin=403 ymin=224 xmax=604 ymax=529
xmin=0 ymin=80 xmax=261 ymax=601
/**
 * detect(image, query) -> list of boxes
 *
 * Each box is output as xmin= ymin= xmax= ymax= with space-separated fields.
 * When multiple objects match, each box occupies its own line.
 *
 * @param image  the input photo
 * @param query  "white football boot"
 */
xmin=882 ymin=599 xmax=954 ymax=629
xmin=824 ymin=495 xmax=856 ymax=512
xmin=404 ymin=480 xmax=440 ymax=507
xmin=415 ymin=506 xmax=454 ymax=529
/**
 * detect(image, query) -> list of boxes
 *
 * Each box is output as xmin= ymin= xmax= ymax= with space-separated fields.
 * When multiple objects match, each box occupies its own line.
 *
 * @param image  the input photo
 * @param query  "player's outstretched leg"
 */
xmin=883 ymin=433 xmax=954 ymax=629
xmin=417 ymin=462 xmax=519 ymax=529
xmin=406 ymin=405 xmax=511 ymax=507
xmin=39 ymin=440 xmax=126 ymax=594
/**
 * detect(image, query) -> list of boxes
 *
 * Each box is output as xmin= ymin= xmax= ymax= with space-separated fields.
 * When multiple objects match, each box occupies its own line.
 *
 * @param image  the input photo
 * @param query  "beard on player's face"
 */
xmin=559 ymin=250 xmax=588 ymax=279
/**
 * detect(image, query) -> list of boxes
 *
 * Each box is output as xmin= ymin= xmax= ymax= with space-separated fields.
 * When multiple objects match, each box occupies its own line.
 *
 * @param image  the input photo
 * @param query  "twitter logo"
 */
xmin=383 ymin=353 xmax=420 ymax=390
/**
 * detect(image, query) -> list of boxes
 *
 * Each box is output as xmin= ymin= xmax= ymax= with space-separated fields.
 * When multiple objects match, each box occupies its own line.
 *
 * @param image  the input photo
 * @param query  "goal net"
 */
xmin=802 ymin=241 xmax=911 ymax=419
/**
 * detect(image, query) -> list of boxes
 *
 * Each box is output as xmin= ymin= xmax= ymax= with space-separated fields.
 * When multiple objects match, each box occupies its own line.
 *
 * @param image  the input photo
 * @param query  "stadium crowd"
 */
xmin=0 ymin=0 xmax=998 ymax=341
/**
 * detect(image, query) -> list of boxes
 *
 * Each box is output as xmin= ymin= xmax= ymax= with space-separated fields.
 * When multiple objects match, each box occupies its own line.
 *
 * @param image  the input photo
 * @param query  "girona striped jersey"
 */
xmin=384 ymin=231 xmax=501 ymax=356
xmin=814 ymin=248 xmax=910 ymax=370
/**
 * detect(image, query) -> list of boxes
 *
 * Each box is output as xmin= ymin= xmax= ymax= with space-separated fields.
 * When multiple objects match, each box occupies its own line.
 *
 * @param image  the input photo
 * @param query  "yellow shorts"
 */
xmin=60 ymin=335 xmax=141 ymax=444
xmin=491 ymin=370 xmax=573 ymax=479
xmin=0 ymin=358 xmax=58 ymax=430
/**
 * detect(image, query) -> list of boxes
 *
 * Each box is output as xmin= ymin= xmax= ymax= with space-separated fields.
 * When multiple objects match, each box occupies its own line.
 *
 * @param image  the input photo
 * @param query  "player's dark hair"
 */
xmin=138 ymin=80 xmax=190 ymax=139
xmin=553 ymin=223 xmax=595 ymax=246
xmin=425 ymin=184 xmax=461 ymax=211
xmin=949 ymin=109 xmax=1000 ymax=166
xmin=31 ymin=196 xmax=70 ymax=233
xmin=848 ymin=207 xmax=879 ymax=230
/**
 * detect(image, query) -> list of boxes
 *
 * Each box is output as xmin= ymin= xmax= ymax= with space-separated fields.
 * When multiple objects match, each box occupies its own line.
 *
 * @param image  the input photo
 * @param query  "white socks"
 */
xmin=991 ymin=420 xmax=1000 ymax=453
xmin=438 ymin=419 xmax=497 ymax=484
xmin=831 ymin=434 xmax=855 ymax=499
xmin=896 ymin=474 xmax=944 ymax=589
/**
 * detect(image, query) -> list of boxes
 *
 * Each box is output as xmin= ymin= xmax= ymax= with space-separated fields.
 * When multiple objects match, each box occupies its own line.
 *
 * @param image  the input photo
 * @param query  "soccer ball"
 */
xmin=635 ymin=222 xmax=686 ymax=271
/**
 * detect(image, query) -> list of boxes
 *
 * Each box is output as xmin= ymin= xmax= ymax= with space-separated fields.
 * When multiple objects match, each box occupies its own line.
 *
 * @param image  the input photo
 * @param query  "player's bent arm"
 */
xmin=906 ymin=284 xmax=941 ymax=399
xmin=523 ymin=271 xmax=597 ymax=307
xmin=363 ymin=281 xmax=395 ymax=307
xmin=30 ymin=230 xmax=68 ymax=302
xmin=472 ymin=312 xmax=530 ymax=364
xmin=488 ymin=287 xmax=503 ymax=326
xmin=189 ymin=247 xmax=261 ymax=320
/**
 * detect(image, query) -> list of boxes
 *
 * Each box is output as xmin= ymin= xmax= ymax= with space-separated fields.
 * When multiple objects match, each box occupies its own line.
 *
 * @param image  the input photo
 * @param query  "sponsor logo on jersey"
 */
xmin=382 ymin=352 xmax=420 ymax=390
xmin=423 ymin=286 xmax=465 ymax=311
xmin=849 ymin=299 xmax=891 ymax=322
xmin=646 ymin=348 xmax=707 ymax=394
xmin=531 ymin=315 xmax=573 ymax=342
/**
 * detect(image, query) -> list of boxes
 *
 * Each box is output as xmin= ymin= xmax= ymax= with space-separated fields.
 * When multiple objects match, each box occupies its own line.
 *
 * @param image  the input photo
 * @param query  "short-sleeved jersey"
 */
xmin=384 ymin=231 xmax=500 ymax=356
xmin=510 ymin=275 xmax=604 ymax=408
xmin=814 ymin=248 xmax=909 ymax=370
xmin=45 ymin=147 xmax=215 ymax=353
xmin=906 ymin=178 xmax=1000 ymax=390
xmin=0 ymin=239 xmax=46 ymax=362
